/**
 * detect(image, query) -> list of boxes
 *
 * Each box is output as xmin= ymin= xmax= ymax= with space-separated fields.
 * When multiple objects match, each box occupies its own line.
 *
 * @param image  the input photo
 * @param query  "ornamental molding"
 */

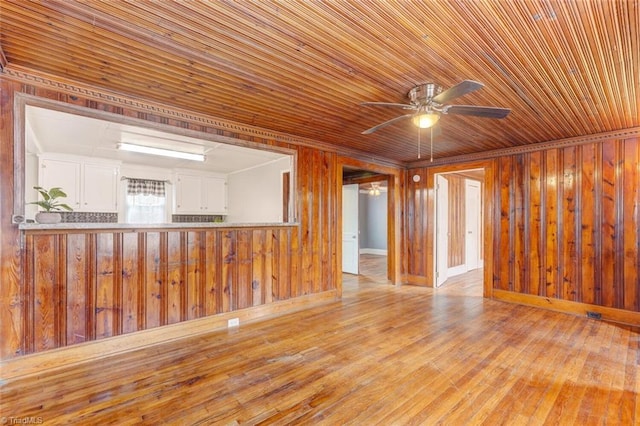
xmin=5 ymin=65 xmax=635 ymax=171
xmin=411 ymin=126 xmax=640 ymax=168
xmin=3 ymin=65 xmax=402 ymax=169
xmin=2 ymin=66 xmax=301 ymax=144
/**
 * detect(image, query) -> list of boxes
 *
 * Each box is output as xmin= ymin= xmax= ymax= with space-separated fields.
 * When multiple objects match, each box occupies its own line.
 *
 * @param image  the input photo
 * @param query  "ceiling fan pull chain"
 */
xmin=417 ymin=127 xmax=421 ymax=159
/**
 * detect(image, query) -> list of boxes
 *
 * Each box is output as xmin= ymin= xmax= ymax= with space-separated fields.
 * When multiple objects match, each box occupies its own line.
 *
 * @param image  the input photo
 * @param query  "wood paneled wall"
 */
xmin=493 ymin=137 xmax=640 ymax=313
xmin=403 ymin=161 xmax=494 ymax=288
xmin=22 ymin=227 xmax=316 ymax=353
xmin=0 ymin=75 xmax=342 ymax=359
xmin=405 ymin=134 xmax=640 ymax=323
xmin=446 ymin=175 xmax=466 ymax=269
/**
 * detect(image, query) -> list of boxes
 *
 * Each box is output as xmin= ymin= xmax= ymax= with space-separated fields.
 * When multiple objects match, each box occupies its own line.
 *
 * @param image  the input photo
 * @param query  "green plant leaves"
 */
xmin=29 ymin=186 xmax=73 ymax=212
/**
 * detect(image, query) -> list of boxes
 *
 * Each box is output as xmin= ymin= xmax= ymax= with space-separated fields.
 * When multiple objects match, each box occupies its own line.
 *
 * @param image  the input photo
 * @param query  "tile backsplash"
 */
xmin=172 ymin=214 xmax=225 ymax=223
xmin=32 ymin=212 xmax=224 ymax=224
xmin=60 ymin=212 xmax=118 ymax=223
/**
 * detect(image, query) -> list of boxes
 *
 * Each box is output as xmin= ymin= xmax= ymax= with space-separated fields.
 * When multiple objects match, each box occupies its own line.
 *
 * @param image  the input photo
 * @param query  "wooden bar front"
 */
xmin=21 ymin=225 xmax=327 ymax=354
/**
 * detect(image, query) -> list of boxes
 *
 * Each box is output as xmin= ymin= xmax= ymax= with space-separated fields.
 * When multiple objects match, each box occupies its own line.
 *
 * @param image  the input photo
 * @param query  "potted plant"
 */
xmin=28 ymin=186 xmax=73 ymax=224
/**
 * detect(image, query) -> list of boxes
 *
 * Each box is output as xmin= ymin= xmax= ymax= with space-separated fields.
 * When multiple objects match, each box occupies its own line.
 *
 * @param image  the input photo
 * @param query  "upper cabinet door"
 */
xmin=82 ymin=163 xmax=119 ymax=212
xmin=39 ymin=158 xmax=81 ymax=210
xmin=175 ymin=174 xmax=204 ymax=214
xmin=174 ymin=173 xmax=227 ymax=215
xmin=38 ymin=155 xmax=120 ymax=213
xmin=203 ymin=177 xmax=227 ymax=214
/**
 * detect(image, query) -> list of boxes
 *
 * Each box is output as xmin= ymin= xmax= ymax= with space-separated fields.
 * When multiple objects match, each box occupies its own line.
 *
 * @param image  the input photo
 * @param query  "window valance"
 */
xmin=125 ymin=178 xmax=166 ymax=197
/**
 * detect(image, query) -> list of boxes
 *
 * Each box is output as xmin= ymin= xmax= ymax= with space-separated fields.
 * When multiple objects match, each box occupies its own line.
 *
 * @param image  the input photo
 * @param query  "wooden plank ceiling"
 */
xmin=1 ymin=0 xmax=638 ymax=165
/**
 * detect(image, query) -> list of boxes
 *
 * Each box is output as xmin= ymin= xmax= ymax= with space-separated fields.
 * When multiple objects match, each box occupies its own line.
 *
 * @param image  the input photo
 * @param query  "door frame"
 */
xmin=336 ymin=156 xmax=403 ymax=294
xmin=341 ymin=183 xmax=360 ymax=274
xmin=434 ymin=172 xmax=484 ymax=283
xmin=424 ymin=160 xmax=495 ymax=298
xmin=434 ymin=173 xmax=449 ymax=287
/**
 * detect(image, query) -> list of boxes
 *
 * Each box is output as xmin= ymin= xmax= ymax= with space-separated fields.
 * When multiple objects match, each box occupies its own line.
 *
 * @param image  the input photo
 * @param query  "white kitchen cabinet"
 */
xmin=175 ymin=172 xmax=227 ymax=214
xmin=38 ymin=154 xmax=120 ymax=212
xmin=38 ymin=158 xmax=81 ymax=209
xmin=203 ymin=176 xmax=227 ymax=213
xmin=82 ymin=163 xmax=120 ymax=212
xmin=174 ymin=174 xmax=202 ymax=213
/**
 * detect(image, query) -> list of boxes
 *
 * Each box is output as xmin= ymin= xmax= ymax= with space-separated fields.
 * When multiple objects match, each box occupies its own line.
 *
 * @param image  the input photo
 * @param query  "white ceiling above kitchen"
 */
xmin=25 ymin=106 xmax=290 ymax=174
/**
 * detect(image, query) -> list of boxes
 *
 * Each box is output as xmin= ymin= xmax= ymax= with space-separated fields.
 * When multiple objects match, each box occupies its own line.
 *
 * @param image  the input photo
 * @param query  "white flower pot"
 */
xmin=35 ymin=212 xmax=62 ymax=224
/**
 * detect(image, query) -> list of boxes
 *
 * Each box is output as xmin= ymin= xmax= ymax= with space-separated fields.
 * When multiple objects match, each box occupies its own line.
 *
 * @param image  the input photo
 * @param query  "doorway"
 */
xmin=434 ymin=168 xmax=485 ymax=288
xmin=342 ymin=183 xmax=359 ymax=275
xmin=341 ymin=167 xmax=390 ymax=283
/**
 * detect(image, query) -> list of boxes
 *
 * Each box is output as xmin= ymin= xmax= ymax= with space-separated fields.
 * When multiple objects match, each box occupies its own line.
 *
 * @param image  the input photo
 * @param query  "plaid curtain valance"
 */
xmin=126 ymin=178 xmax=166 ymax=197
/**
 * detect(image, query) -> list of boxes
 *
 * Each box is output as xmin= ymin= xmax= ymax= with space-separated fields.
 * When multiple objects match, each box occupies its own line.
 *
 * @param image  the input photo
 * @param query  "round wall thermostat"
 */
xmin=412 ymin=174 xmax=421 ymax=183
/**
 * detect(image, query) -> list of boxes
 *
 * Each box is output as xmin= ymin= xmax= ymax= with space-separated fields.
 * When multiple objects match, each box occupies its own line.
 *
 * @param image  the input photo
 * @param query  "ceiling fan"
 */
xmin=360 ymin=80 xmax=510 ymax=134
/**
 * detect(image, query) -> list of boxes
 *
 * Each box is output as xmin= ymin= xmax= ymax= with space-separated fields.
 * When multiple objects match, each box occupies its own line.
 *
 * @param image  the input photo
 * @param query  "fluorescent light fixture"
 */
xmin=118 ymin=143 xmax=205 ymax=162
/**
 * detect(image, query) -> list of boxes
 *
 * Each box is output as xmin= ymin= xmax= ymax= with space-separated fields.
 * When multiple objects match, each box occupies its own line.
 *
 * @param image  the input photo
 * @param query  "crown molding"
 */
xmin=7 ymin=65 xmax=630 ymax=172
xmin=410 ymin=126 xmax=640 ymax=168
xmin=2 ymin=65 xmax=403 ymax=169
xmin=0 ymin=46 xmax=7 ymax=71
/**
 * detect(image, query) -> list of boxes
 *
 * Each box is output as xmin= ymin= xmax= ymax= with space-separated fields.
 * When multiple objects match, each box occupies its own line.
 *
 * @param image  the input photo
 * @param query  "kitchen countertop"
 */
xmin=20 ymin=222 xmax=298 ymax=231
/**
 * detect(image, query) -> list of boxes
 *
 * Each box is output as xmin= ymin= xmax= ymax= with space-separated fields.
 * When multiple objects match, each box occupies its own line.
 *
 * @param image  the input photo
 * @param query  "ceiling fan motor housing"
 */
xmin=408 ymin=83 xmax=443 ymax=105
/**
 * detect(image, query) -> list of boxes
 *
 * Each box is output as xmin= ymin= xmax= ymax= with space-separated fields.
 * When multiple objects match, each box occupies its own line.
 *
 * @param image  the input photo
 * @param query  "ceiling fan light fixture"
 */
xmin=412 ymin=112 xmax=440 ymax=129
xmin=368 ymin=182 xmax=381 ymax=197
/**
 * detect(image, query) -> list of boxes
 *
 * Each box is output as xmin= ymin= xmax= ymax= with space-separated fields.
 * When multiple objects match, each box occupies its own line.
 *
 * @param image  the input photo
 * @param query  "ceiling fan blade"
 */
xmin=442 ymin=105 xmax=511 ymax=119
xmin=432 ymin=80 xmax=484 ymax=104
xmin=360 ymin=102 xmax=415 ymax=109
xmin=362 ymin=113 xmax=415 ymax=134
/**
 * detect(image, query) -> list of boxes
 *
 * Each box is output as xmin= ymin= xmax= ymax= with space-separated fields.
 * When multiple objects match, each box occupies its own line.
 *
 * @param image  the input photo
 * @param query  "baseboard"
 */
xmin=1 ymin=290 xmax=339 ymax=379
xmin=360 ymin=248 xmax=388 ymax=256
xmin=447 ymin=264 xmax=467 ymax=277
xmin=493 ymin=289 xmax=640 ymax=326
xmin=403 ymin=274 xmax=431 ymax=286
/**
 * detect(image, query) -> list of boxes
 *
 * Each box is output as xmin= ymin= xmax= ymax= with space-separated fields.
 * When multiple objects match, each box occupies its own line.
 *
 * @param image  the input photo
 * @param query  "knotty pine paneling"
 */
xmin=446 ymin=175 xmax=465 ymax=269
xmin=0 ymin=76 xmax=343 ymax=359
xmin=527 ymin=151 xmax=543 ymax=298
xmin=405 ymin=135 xmax=640 ymax=324
xmin=121 ymin=232 xmax=142 ymax=333
xmin=404 ymin=160 xmax=494 ymax=288
xmin=493 ymin=137 xmax=640 ymax=311
xmin=496 ymin=156 xmax=513 ymax=292
xmin=544 ymin=149 xmax=560 ymax=299
xmin=3 ymin=1 xmax=638 ymax=163
xmin=22 ymin=227 xmax=304 ymax=354
xmin=623 ymin=142 xmax=640 ymax=311
xmin=405 ymin=169 xmax=429 ymax=279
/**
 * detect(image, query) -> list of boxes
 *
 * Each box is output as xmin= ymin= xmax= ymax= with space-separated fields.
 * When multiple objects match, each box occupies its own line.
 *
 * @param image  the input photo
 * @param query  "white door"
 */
xmin=435 ymin=174 xmax=448 ymax=287
xmin=465 ymin=180 xmax=482 ymax=271
xmin=342 ymin=184 xmax=359 ymax=274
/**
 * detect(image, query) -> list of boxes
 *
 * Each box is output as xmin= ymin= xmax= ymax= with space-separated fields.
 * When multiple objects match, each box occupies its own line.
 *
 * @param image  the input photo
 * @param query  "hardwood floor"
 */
xmin=2 ymin=255 xmax=639 ymax=425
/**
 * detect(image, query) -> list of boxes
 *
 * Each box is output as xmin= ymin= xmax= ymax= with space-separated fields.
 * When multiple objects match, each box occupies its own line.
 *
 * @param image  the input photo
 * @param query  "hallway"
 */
xmin=344 ymin=253 xmax=483 ymax=298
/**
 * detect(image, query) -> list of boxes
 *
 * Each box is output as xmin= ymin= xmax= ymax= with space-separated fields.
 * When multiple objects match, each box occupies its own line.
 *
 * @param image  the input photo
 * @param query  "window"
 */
xmin=124 ymin=178 xmax=167 ymax=224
